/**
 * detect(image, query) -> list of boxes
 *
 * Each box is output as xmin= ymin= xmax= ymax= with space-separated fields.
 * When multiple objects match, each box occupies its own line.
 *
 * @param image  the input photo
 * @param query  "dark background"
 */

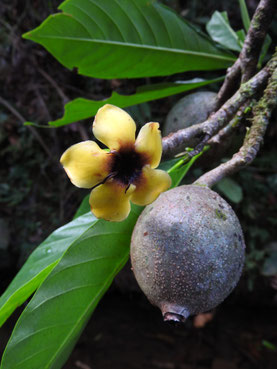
xmin=0 ymin=1 xmax=277 ymax=368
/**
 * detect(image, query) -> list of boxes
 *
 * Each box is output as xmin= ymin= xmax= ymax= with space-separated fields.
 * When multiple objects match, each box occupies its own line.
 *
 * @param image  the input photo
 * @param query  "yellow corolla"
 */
xmin=60 ymin=104 xmax=171 ymax=222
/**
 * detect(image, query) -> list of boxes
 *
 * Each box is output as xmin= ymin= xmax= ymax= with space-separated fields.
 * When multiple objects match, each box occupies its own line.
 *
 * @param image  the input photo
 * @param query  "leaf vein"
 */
xmin=87 ymin=0 xmax=126 ymax=42
xmin=113 ymin=0 xmax=143 ymax=44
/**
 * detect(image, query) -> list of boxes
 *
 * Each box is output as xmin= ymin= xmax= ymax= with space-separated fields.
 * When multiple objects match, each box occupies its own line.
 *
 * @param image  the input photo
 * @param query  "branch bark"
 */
xmin=162 ymin=59 xmax=273 ymax=159
xmin=194 ymin=60 xmax=277 ymax=188
xmin=240 ymin=0 xmax=277 ymax=82
xmin=215 ymin=0 xmax=276 ymax=109
xmin=208 ymin=101 xmax=251 ymax=146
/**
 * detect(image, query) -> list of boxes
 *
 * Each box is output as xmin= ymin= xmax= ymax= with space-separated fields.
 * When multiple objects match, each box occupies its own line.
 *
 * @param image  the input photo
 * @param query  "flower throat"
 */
xmin=91 ymin=144 xmax=147 ymax=191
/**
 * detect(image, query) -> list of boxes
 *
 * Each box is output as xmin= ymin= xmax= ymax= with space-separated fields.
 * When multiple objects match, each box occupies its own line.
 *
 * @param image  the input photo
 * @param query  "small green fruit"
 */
xmin=131 ymin=185 xmax=245 ymax=322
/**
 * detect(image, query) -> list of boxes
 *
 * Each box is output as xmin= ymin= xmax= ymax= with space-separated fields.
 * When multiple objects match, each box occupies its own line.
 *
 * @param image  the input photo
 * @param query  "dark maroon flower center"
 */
xmin=109 ymin=144 xmax=148 ymax=186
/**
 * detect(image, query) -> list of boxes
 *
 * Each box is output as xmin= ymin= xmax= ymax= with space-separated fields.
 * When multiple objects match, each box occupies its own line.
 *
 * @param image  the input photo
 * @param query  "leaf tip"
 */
xmin=22 ymin=31 xmax=32 ymax=40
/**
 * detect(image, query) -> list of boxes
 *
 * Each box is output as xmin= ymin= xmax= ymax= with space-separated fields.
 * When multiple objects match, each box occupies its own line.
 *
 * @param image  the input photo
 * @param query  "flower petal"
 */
xmin=93 ymin=104 xmax=136 ymax=150
xmin=131 ymin=165 xmax=171 ymax=206
xmin=60 ymin=141 xmax=110 ymax=189
xmin=135 ymin=122 xmax=162 ymax=168
xmin=89 ymin=181 xmax=136 ymax=222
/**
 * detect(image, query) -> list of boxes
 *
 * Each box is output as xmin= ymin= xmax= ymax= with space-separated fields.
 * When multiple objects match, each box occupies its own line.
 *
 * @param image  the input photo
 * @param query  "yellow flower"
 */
xmin=60 ymin=104 xmax=171 ymax=222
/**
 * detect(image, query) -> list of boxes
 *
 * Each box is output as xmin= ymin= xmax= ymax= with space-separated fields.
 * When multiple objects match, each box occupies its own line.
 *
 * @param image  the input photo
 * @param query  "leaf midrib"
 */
xmin=45 ymin=254 xmax=128 ymax=369
xmin=29 ymin=35 xmax=235 ymax=61
xmin=1 ymin=240 xmax=129 ymax=369
xmin=16 ymin=251 xmax=129 ymax=369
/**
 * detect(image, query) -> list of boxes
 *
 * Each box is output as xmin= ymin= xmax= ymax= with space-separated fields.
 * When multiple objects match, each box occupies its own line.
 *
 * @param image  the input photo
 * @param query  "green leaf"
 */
xmin=0 ymin=149 xmax=208 ymax=368
xmin=206 ymin=11 xmax=242 ymax=52
xmin=258 ymin=34 xmax=272 ymax=66
xmin=215 ymin=177 xmax=243 ymax=204
xmin=238 ymin=0 xmax=251 ymax=31
xmin=49 ymin=77 xmax=223 ymax=127
xmin=24 ymin=121 xmax=53 ymax=129
xmin=23 ymin=0 xmax=235 ymax=79
xmin=167 ymin=146 xmax=210 ymax=188
xmin=236 ymin=29 xmax=246 ymax=46
xmin=0 ymin=213 xmax=98 ymax=328
xmin=0 ymin=152 xmax=195 ymax=329
xmin=0 ymin=206 xmax=142 ymax=369
xmin=0 ymin=153 xmax=199 ymax=368
xmin=262 ymin=340 xmax=277 ymax=351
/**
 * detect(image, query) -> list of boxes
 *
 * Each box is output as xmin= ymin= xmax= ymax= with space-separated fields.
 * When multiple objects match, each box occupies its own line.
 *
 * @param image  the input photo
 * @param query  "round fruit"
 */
xmin=130 ymin=185 xmax=245 ymax=322
xmin=163 ymin=91 xmax=217 ymax=136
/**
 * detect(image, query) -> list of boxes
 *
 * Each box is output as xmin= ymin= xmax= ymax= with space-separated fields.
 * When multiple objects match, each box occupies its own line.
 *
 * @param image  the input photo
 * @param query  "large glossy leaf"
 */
xmin=0 ymin=151 xmax=208 ymax=368
xmin=49 ymin=77 xmax=223 ymax=127
xmin=0 ymin=213 xmax=98 ymax=328
xmin=0 ymin=206 xmax=142 ymax=369
xmin=23 ymin=0 xmax=235 ymax=79
xmin=206 ymin=11 xmax=242 ymax=52
xmin=238 ymin=0 xmax=251 ymax=31
xmin=0 ymin=153 xmax=192 ymax=328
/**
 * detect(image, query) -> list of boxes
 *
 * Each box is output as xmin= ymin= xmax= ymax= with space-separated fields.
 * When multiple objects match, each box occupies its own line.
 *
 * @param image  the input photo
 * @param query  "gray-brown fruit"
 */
xmin=131 ymin=185 xmax=245 ymax=322
xmin=163 ymin=91 xmax=217 ymax=136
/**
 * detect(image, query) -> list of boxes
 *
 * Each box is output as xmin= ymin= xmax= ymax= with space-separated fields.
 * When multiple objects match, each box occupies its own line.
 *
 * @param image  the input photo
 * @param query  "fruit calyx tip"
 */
xmin=163 ymin=312 xmax=186 ymax=323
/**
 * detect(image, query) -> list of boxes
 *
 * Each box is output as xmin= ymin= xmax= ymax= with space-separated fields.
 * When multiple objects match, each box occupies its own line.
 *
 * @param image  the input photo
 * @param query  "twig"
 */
xmin=215 ymin=59 xmax=241 ymax=110
xmin=162 ymin=122 xmax=204 ymax=159
xmin=162 ymin=59 xmax=272 ymax=159
xmin=194 ymin=61 xmax=277 ymax=188
xmin=38 ymin=67 xmax=69 ymax=105
xmin=75 ymin=361 xmax=92 ymax=369
xmin=208 ymin=101 xmax=252 ymax=146
xmin=0 ymin=96 xmax=53 ymax=159
xmin=37 ymin=66 xmax=89 ymax=140
xmin=77 ymin=124 xmax=90 ymax=141
xmin=187 ymin=134 xmax=210 ymax=158
xmin=215 ymin=0 xmax=276 ymax=109
xmin=240 ymin=0 xmax=277 ymax=82
xmin=34 ymin=87 xmax=52 ymax=121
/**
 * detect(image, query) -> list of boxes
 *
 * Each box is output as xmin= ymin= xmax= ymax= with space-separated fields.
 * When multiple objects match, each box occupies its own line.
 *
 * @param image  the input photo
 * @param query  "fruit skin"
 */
xmin=130 ymin=185 xmax=245 ymax=322
xmin=163 ymin=91 xmax=217 ymax=136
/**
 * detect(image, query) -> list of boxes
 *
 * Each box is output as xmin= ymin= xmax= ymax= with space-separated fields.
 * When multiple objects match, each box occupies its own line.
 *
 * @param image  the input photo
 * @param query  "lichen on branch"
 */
xmin=215 ymin=0 xmax=277 ymax=108
xmin=194 ymin=53 xmax=277 ymax=188
xmin=162 ymin=59 xmax=273 ymax=159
